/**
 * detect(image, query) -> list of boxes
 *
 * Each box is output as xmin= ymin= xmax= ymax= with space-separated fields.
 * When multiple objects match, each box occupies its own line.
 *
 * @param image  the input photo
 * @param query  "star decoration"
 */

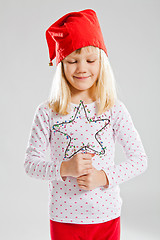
xmin=52 ymin=100 xmax=110 ymax=159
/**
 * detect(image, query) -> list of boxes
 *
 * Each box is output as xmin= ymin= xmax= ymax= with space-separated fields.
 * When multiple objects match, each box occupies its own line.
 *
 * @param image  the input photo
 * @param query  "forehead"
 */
xmin=66 ymin=46 xmax=99 ymax=58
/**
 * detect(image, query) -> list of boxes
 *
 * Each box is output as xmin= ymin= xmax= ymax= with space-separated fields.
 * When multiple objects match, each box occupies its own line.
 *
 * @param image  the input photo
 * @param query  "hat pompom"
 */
xmin=49 ymin=60 xmax=53 ymax=66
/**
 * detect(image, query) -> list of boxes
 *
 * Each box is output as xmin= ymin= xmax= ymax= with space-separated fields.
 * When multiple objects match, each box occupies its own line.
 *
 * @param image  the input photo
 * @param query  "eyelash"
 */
xmin=67 ymin=60 xmax=95 ymax=64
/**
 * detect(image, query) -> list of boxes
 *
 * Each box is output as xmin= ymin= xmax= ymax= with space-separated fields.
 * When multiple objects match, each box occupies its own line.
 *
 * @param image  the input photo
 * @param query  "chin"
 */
xmin=76 ymin=85 xmax=93 ymax=91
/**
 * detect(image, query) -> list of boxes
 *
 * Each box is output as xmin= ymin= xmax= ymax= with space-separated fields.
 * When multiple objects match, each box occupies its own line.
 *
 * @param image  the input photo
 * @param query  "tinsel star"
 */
xmin=52 ymin=100 xmax=110 ymax=159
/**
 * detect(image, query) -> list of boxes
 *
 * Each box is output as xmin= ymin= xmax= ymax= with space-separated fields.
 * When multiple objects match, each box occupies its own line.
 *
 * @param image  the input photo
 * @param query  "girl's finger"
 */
xmin=79 ymin=185 xmax=86 ymax=189
xmin=77 ymin=177 xmax=84 ymax=181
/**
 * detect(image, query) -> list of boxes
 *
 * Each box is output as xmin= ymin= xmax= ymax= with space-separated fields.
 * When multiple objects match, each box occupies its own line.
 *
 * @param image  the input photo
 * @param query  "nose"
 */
xmin=76 ymin=60 xmax=87 ymax=74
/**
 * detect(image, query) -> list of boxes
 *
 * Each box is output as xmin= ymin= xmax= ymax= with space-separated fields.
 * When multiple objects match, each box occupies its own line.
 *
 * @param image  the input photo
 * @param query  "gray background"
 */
xmin=1 ymin=0 xmax=159 ymax=239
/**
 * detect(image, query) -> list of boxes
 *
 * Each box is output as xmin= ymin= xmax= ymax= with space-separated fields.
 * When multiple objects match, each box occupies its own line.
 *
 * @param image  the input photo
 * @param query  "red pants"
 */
xmin=50 ymin=217 xmax=120 ymax=240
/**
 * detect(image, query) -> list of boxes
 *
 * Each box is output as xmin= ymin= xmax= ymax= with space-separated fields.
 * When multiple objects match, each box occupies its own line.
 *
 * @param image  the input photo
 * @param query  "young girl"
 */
xmin=24 ymin=9 xmax=148 ymax=240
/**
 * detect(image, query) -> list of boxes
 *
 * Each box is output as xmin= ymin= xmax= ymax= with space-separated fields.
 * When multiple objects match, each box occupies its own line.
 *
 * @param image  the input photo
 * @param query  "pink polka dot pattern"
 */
xmin=24 ymin=102 xmax=64 ymax=182
xmin=103 ymin=101 xmax=148 ymax=189
xmin=24 ymin=99 xmax=148 ymax=224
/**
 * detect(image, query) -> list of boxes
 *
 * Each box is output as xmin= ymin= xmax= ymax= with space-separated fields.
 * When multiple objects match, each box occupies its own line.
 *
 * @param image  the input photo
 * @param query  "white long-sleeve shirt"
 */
xmin=24 ymin=99 xmax=148 ymax=224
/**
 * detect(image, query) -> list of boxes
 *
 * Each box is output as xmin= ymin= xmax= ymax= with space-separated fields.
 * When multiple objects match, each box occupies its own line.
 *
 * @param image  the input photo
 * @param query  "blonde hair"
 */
xmin=47 ymin=46 xmax=118 ymax=116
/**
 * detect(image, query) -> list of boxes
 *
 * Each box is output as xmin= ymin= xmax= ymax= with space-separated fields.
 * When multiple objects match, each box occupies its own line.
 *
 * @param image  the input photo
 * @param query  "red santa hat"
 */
xmin=45 ymin=9 xmax=108 ymax=66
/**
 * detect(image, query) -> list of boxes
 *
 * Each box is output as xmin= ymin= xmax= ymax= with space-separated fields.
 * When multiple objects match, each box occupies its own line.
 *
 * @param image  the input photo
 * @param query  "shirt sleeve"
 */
xmin=24 ymin=102 xmax=65 ymax=182
xmin=103 ymin=100 xmax=148 ymax=189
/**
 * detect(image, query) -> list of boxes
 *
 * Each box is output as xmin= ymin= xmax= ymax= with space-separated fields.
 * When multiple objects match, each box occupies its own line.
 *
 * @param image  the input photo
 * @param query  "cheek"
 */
xmin=64 ymin=66 xmax=74 ymax=78
xmin=92 ymin=65 xmax=100 ymax=77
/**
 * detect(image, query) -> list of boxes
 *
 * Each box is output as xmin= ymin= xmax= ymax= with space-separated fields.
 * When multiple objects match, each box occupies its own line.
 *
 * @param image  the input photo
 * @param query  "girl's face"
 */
xmin=62 ymin=47 xmax=100 ymax=97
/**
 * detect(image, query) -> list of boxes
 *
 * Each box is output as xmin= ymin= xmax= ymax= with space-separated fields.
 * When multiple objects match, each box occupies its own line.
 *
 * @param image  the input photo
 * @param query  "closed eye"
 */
xmin=87 ymin=60 xmax=95 ymax=63
xmin=67 ymin=60 xmax=96 ymax=64
xmin=67 ymin=61 xmax=77 ymax=64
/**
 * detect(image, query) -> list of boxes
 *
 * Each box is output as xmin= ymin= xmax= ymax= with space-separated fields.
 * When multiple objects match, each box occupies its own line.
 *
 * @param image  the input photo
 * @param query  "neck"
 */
xmin=69 ymin=83 xmax=96 ymax=104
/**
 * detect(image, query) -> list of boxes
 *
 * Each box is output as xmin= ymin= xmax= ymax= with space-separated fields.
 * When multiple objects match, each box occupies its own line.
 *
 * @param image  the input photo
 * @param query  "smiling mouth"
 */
xmin=74 ymin=76 xmax=90 ymax=79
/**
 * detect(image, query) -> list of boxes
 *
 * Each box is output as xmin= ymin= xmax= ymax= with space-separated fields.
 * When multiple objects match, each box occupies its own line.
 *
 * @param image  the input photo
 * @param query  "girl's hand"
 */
xmin=65 ymin=152 xmax=95 ymax=178
xmin=77 ymin=166 xmax=109 ymax=190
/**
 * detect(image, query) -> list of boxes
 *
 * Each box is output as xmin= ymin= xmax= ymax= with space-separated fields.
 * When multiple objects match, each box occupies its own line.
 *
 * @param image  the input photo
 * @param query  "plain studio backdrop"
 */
xmin=0 ymin=0 xmax=159 ymax=239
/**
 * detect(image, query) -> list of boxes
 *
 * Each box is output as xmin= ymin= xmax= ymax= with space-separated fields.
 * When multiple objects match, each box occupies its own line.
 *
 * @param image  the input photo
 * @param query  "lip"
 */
xmin=74 ymin=76 xmax=90 ymax=80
